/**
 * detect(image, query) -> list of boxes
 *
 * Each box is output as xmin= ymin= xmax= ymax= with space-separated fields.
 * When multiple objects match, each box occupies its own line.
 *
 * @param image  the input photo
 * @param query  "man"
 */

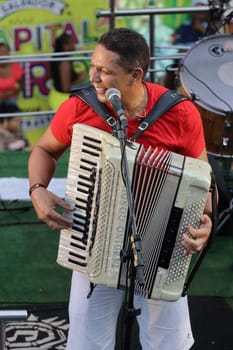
xmin=28 ymin=28 xmax=213 ymax=350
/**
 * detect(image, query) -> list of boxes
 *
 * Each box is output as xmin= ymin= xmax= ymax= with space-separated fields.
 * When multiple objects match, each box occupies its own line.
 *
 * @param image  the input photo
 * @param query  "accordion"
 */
xmin=57 ymin=123 xmax=211 ymax=301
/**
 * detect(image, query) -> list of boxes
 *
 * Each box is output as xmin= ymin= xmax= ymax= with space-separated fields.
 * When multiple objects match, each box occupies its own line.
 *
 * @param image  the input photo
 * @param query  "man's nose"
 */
xmin=90 ymin=68 xmax=101 ymax=82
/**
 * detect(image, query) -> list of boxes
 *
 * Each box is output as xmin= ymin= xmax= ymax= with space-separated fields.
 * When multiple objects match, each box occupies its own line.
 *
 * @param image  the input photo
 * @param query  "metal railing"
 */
xmin=0 ymin=46 xmax=187 ymax=124
xmin=96 ymin=1 xmax=230 ymax=81
xmin=0 ymin=50 xmax=92 ymax=125
xmin=0 ymin=2 xmax=231 ymax=124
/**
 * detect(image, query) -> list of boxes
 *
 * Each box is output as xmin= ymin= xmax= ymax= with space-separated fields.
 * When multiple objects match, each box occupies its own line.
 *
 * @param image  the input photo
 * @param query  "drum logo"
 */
xmin=209 ymin=44 xmax=224 ymax=57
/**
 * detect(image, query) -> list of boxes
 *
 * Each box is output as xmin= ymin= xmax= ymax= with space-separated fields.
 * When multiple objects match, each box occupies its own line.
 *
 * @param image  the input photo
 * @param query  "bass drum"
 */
xmin=179 ymin=33 xmax=233 ymax=157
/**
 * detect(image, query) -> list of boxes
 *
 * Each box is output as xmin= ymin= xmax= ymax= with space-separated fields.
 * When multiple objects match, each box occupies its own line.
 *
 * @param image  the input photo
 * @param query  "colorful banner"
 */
xmin=0 ymin=0 xmax=112 ymax=143
xmin=0 ymin=0 xmax=111 ymax=112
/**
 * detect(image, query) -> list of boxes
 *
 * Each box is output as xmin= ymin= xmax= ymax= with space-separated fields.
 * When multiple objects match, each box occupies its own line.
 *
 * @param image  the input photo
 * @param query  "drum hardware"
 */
xmin=220 ymin=115 xmax=233 ymax=153
xmin=216 ymin=197 xmax=233 ymax=234
xmin=188 ymin=90 xmax=200 ymax=102
xmin=208 ymin=152 xmax=233 ymax=235
xmin=223 ymin=137 xmax=230 ymax=146
xmin=164 ymin=63 xmax=180 ymax=90
xmin=209 ymin=0 xmax=233 ymax=31
xmin=222 ymin=8 xmax=233 ymax=23
xmin=222 ymin=118 xmax=232 ymax=145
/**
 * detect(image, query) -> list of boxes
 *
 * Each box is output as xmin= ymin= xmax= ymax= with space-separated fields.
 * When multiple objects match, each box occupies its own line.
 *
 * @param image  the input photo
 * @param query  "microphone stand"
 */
xmin=114 ymin=117 xmax=145 ymax=350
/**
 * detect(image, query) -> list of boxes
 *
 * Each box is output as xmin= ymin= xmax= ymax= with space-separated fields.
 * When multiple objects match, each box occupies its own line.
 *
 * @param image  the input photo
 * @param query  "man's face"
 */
xmin=89 ymin=44 xmax=133 ymax=104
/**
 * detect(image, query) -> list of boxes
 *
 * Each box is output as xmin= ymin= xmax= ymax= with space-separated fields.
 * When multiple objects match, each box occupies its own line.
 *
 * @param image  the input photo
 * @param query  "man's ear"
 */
xmin=130 ymin=68 xmax=144 ymax=83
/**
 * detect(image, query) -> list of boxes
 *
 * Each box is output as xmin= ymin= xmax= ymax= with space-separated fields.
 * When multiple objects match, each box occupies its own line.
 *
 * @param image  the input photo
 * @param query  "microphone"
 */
xmin=105 ymin=88 xmax=128 ymax=127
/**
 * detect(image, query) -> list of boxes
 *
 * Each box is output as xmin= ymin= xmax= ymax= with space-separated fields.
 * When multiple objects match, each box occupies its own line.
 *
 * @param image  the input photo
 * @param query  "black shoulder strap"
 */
xmin=130 ymin=90 xmax=189 ymax=141
xmin=70 ymin=82 xmax=117 ymax=129
xmin=71 ymin=83 xmax=189 ymax=141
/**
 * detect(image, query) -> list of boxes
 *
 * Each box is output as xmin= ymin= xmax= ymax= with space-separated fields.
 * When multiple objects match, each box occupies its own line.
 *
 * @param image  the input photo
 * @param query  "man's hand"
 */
xmin=182 ymin=214 xmax=212 ymax=255
xmin=31 ymin=187 xmax=74 ymax=230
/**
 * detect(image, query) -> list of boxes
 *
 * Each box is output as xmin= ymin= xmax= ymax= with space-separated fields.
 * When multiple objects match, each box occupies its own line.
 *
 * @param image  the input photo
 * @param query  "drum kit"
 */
xmin=177 ymin=1 xmax=233 ymax=233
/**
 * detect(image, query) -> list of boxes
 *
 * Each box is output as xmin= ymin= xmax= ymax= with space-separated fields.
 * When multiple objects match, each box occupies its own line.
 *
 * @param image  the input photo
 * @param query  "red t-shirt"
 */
xmin=51 ymin=82 xmax=205 ymax=158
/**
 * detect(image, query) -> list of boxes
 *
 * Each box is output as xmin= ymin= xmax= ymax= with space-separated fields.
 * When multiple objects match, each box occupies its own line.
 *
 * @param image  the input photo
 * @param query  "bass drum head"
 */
xmin=179 ymin=33 xmax=233 ymax=115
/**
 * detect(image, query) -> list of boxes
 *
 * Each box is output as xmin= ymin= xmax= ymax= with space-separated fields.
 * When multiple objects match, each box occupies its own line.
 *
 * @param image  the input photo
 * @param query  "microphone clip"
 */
xmin=105 ymin=88 xmax=128 ymax=128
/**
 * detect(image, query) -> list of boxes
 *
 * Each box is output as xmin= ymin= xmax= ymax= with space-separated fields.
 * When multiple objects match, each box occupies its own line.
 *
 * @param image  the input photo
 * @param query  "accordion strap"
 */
xmin=70 ymin=83 xmax=188 ymax=141
xmin=130 ymin=90 xmax=188 ymax=141
xmin=70 ymin=83 xmax=118 ymax=130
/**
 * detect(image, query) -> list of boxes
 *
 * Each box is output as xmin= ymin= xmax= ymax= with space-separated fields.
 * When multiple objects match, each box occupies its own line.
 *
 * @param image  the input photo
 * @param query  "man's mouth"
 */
xmin=94 ymin=87 xmax=107 ymax=95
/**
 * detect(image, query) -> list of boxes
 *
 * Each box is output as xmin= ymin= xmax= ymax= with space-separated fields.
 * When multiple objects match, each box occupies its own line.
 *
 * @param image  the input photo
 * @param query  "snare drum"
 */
xmin=179 ymin=33 xmax=233 ymax=157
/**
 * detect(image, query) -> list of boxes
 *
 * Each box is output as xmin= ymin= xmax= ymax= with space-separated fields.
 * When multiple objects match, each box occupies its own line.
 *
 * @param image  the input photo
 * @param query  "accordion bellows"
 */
xmin=57 ymin=124 xmax=211 ymax=301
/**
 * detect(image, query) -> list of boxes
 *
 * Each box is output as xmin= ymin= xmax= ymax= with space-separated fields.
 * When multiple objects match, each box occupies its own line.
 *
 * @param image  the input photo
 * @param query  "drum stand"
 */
xmin=114 ymin=119 xmax=144 ymax=350
xmin=216 ymin=197 xmax=233 ymax=234
xmin=216 ymin=157 xmax=233 ymax=235
xmin=208 ymin=154 xmax=233 ymax=235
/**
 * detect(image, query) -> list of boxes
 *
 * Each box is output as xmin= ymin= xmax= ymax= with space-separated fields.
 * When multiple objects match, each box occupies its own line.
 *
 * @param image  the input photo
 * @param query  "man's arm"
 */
xmin=28 ymin=126 xmax=74 ymax=230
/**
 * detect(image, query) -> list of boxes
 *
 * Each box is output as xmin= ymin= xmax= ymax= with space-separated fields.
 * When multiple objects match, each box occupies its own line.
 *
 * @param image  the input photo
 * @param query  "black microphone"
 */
xmin=105 ymin=88 xmax=128 ymax=127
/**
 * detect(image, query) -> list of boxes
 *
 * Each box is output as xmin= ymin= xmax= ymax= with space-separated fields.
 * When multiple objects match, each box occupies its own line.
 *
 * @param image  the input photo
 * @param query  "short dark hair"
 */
xmin=98 ymin=28 xmax=150 ymax=77
xmin=54 ymin=33 xmax=72 ymax=52
xmin=0 ymin=103 xmax=20 ymax=123
xmin=0 ymin=42 xmax=10 ymax=51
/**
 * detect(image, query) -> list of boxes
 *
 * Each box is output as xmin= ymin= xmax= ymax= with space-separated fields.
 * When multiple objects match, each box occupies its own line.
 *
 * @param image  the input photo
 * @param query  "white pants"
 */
xmin=66 ymin=271 xmax=194 ymax=350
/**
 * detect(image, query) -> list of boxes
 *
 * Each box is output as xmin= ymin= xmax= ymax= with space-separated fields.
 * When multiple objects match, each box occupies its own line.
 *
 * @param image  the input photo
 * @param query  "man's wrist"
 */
xmin=29 ymin=183 xmax=46 ymax=196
